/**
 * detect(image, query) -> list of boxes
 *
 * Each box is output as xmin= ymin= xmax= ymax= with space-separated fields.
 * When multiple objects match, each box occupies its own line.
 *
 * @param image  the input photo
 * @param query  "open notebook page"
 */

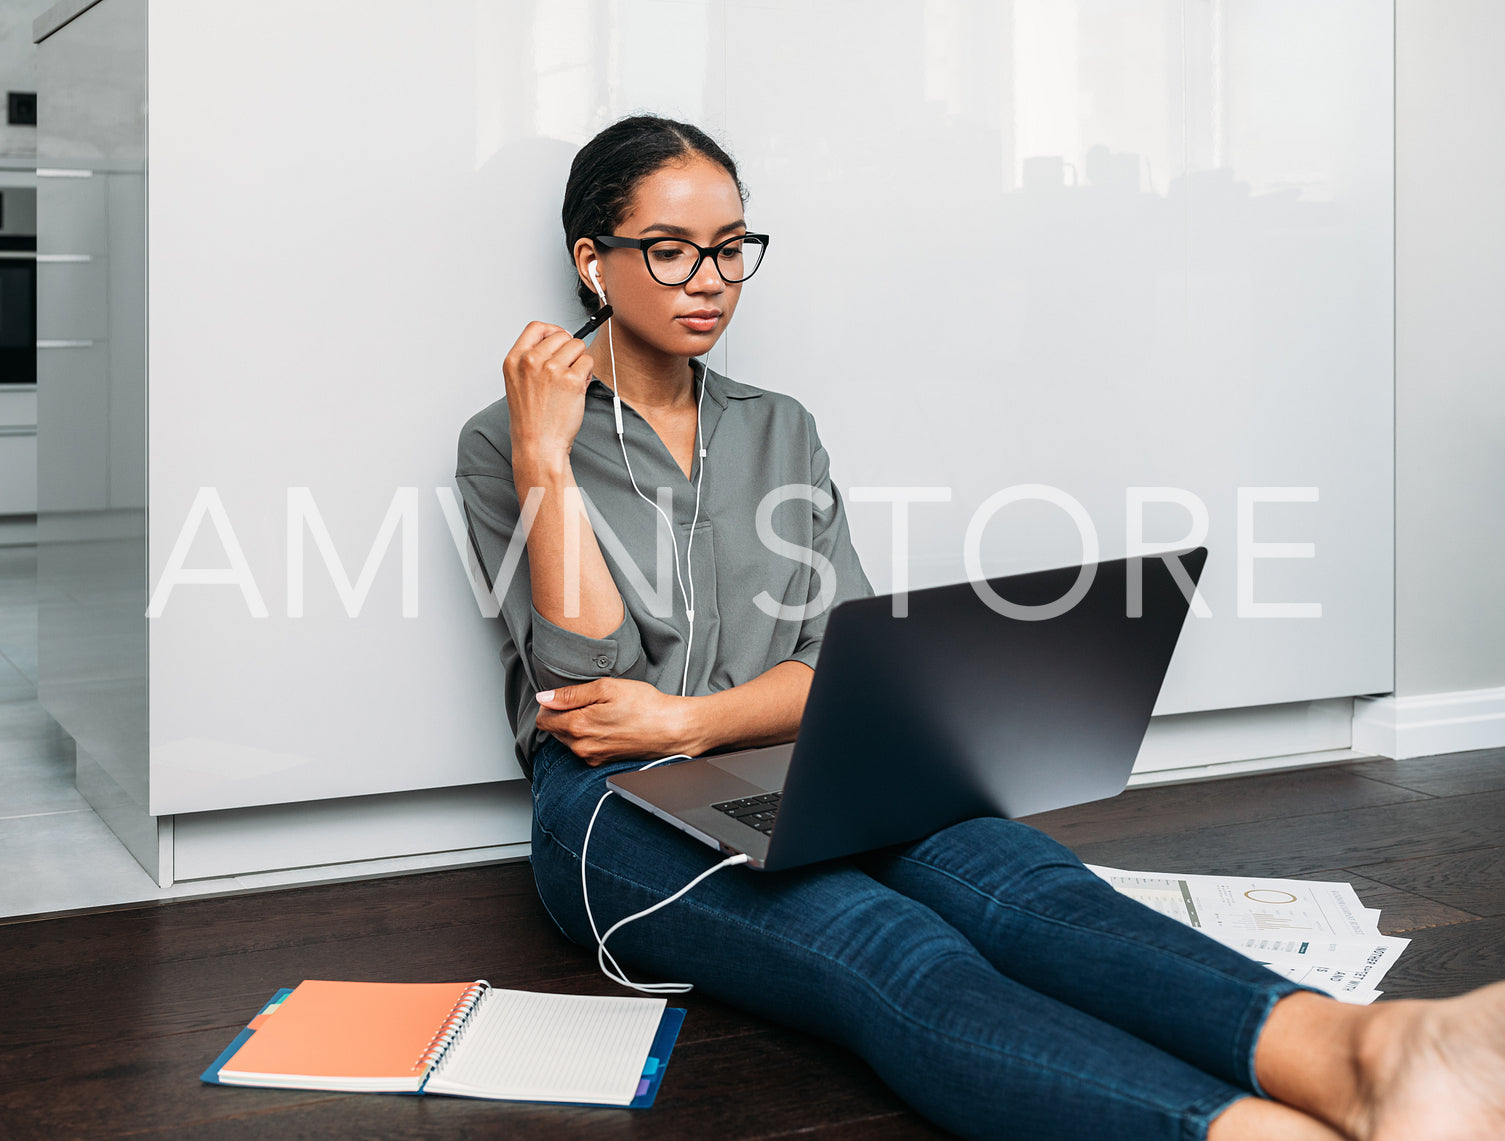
xmin=424 ymin=988 xmax=666 ymax=1105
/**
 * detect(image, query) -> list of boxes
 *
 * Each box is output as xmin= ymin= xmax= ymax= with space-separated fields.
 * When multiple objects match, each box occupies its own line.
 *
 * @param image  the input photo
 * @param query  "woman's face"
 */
xmin=573 ymin=154 xmax=746 ymax=362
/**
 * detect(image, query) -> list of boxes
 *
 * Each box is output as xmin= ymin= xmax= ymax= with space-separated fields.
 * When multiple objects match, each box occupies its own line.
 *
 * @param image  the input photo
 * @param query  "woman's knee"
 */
xmin=908 ymin=815 xmax=1082 ymax=876
xmin=529 ymin=813 xmax=590 ymax=945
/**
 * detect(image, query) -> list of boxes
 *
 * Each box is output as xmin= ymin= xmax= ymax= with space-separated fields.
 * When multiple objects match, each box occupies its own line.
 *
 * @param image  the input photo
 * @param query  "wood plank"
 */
xmin=1340 ymin=747 xmax=1505 ymax=797
xmin=1349 ymin=847 xmax=1505 ymax=918
xmin=762 ymin=1115 xmax=951 ymax=1141
xmin=1023 ymin=765 xmax=1431 ymax=848
xmin=0 ymin=864 xmax=543 ymax=969
xmin=0 ymin=868 xmax=776 ymax=1059
xmin=1069 ymin=789 xmax=1505 ymax=882
xmin=5 ymin=749 xmax=1502 ymax=1139
xmin=0 ymin=932 xmax=762 ymax=1066
xmin=0 ymin=1024 xmax=351 ymax=1141
xmin=1 ymin=1015 xmax=932 ymax=1141
xmin=1371 ymin=916 xmax=1505 ymax=1000
xmin=1283 ymin=870 xmax=1480 ymax=935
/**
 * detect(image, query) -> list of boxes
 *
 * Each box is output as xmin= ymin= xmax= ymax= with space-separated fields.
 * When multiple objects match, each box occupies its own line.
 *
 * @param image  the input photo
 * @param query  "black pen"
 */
xmin=571 ymin=305 xmax=613 ymax=340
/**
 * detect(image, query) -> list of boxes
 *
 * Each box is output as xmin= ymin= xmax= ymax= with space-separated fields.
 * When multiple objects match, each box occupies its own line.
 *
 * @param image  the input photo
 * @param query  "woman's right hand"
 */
xmin=503 ymin=321 xmax=595 ymax=467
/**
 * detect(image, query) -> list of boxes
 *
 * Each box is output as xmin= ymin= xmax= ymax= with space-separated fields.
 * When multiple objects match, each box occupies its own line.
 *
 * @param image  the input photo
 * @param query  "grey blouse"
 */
xmin=455 ymin=356 xmax=874 ymax=780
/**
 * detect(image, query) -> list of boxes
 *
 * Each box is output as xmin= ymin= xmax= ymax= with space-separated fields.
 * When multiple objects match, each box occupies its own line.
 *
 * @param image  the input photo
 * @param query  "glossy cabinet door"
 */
xmin=35 ymin=0 xmax=156 ymax=873
xmin=140 ymin=0 xmax=1390 ymax=817
xmin=725 ymin=0 xmax=1392 ymax=716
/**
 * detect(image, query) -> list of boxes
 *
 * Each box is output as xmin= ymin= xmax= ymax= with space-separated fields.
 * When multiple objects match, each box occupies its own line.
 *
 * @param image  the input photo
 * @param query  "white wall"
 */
xmin=1395 ymin=0 xmax=1505 ymax=697
xmin=0 ymin=0 xmax=51 ymax=158
xmin=1353 ymin=0 xmax=1505 ymax=758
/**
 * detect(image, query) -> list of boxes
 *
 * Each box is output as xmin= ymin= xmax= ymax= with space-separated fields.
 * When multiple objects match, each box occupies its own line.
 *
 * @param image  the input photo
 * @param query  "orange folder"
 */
xmin=221 ymin=980 xmax=476 ymax=1086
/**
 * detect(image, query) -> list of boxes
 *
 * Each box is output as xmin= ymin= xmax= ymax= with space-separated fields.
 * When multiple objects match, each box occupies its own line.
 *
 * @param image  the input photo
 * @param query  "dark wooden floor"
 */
xmin=3 ymin=749 xmax=1503 ymax=1140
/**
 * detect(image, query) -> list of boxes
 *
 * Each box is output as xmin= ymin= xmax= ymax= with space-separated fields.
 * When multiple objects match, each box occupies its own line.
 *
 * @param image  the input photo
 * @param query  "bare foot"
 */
xmin=1352 ymin=979 xmax=1505 ymax=1141
xmin=1208 ymin=1096 xmax=1347 ymax=1140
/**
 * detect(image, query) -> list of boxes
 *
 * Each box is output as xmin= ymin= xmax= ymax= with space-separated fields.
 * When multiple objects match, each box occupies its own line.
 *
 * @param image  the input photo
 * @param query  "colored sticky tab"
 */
xmin=246 ymin=995 xmax=288 ymax=1030
xmin=641 ymin=1057 xmax=659 ymax=1075
xmin=636 ymin=1078 xmax=650 ymax=1097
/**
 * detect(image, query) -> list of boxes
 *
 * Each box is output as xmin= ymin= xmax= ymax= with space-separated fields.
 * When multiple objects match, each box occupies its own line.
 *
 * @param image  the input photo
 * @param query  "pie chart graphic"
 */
xmin=1244 ymin=889 xmax=1299 ymax=905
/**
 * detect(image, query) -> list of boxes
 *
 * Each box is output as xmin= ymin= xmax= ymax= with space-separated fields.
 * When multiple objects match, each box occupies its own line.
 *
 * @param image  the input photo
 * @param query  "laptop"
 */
xmin=607 ymin=546 xmax=1207 ymax=871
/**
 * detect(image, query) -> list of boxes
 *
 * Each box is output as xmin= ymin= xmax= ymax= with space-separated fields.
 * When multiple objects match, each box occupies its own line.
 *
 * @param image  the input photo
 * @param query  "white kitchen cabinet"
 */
xmin=37 ymin=0 xmax=1394 ymax=887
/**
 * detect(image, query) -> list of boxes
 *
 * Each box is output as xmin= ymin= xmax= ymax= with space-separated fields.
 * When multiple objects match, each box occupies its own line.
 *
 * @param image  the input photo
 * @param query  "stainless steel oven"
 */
xmin=0 ymin=186 xmax=37 ymax=386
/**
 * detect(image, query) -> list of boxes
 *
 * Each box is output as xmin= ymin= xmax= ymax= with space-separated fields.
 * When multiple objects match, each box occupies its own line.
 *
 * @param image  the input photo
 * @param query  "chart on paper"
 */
xmin=1087 ymin=865 xmax=1408 ymax=1004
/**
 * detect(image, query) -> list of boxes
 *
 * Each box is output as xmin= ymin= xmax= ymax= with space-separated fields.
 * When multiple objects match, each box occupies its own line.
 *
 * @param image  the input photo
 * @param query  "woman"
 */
xmin=455 ymin=114 xmax=1505 ymax=1141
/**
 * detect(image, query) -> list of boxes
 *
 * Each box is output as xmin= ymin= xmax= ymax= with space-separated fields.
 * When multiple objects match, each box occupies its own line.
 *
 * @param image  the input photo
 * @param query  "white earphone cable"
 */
xmin=571 ymin=291 xmax=741 ymax=994
xmin=604 ymin=312 xmax=707 ymax=695
xmin=579 ymin=754 xmax=749 ymax=993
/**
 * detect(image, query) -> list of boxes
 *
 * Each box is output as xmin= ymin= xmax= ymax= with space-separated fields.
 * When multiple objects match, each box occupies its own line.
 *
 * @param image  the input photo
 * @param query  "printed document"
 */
xmin=1087 ymin=864 xmax=1409 ymax=1004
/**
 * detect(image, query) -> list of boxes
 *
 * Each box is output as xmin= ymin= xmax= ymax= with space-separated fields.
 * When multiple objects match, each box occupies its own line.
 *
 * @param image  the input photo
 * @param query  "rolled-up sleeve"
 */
xmin=455 ymin=427 xmax=645 ymax=696
xmin=781 ymin=411 xmax=874 ymax=672
xmin=527 ymin=601 xmax=643 ymax=689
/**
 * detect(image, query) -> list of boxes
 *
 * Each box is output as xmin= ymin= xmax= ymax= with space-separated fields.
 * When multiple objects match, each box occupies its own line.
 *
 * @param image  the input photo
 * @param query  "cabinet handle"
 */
xmin=0 ymin=253 xmax=95 ymax=262
xmin=37 ymin=340 xmax=95 ymax=348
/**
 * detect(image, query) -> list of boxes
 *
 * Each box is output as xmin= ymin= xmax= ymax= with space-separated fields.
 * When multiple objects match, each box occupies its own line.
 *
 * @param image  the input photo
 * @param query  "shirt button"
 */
xmin=594 ymin=655 xmax=610 ymax=668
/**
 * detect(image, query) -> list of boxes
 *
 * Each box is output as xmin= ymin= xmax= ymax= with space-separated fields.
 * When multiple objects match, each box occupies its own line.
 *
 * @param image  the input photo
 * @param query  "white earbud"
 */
xmin=588 ymin=260 xmax=606 ymax=300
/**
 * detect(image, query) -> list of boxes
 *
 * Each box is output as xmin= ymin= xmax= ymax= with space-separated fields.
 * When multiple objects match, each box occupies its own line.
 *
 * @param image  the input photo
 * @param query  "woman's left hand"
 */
xmin=534 ymin=678 xmax=695 ymax=765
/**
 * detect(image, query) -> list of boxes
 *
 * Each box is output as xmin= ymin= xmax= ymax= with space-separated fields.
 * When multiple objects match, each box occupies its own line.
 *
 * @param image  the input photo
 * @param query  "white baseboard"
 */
xmin=1133 ymin=698 xmax=1355 ymax=776
xmin=1352 ymin=686 xmax=1505 ymax=759
xmin=1128 ymin=747 xmax=1374 ymax=788
xmin=171 ymin=780 xmax=534 ymax=881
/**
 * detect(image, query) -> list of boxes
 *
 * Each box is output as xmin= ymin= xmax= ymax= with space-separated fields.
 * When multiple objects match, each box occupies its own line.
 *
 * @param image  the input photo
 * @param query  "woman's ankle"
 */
xmin=1250 ymin=991 xmax=1372 ymax=1134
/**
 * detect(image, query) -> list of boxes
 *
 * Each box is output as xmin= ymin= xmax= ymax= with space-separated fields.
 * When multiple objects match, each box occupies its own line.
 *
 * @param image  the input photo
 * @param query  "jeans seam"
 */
xmin=894 ymin=851 xmax=1287 ymax=999
xmin=534 ymin=822 xmax=1196 ymax=1121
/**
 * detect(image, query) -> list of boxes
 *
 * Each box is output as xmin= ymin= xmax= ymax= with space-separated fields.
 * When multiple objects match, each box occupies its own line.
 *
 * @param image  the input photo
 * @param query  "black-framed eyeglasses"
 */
xmin=592 ymin=232 xmax=770 ymax=286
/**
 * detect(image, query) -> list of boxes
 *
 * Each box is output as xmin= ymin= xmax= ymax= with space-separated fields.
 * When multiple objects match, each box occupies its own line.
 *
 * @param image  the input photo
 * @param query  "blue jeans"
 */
xmin=528 ymin=735 xmax=1309 ymax=1141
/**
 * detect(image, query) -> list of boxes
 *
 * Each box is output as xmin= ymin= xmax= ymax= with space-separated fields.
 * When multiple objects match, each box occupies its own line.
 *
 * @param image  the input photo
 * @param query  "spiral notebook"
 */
xmin=200 ymin=980 xmax=684 ymax=1108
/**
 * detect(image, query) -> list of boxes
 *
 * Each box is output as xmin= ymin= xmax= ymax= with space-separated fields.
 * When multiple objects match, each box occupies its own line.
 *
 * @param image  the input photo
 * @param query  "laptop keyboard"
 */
xmin=710 ymin=791 xmax=782 ymax=834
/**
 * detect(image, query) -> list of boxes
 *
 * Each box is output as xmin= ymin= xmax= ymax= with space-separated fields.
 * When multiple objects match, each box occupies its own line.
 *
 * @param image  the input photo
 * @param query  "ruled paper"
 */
xmin=424 ymin=988 xmax=666 ymax=1105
